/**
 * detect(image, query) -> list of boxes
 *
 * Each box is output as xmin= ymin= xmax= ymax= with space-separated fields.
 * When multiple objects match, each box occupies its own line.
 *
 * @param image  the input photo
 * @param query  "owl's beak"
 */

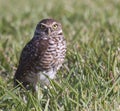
xmin=46 ymin=28 xmax=51 ymax=35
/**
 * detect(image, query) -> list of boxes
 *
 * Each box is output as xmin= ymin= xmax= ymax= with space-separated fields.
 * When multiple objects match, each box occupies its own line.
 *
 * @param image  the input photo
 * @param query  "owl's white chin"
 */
xmin=58 ymin=30 xmax=62 ymax=34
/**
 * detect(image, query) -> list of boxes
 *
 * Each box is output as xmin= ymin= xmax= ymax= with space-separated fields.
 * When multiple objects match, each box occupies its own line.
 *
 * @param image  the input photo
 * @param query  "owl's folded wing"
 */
xmin=18 ymin=37 xmax=49 ymax=69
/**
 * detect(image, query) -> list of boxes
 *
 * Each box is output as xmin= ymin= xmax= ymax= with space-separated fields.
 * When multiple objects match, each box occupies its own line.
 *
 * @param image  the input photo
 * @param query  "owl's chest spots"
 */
xmin=47 ymin=37 xmax=65 ymax=58
xmin=36 ymin=37 xmax=66 ymax=70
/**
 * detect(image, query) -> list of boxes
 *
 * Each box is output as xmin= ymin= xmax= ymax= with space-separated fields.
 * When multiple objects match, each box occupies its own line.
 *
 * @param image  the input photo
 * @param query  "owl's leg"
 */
xmin=32 ymin=83 xmax=43 ymax=100
xmin=32 ymin=83 xmax=38 ymax=92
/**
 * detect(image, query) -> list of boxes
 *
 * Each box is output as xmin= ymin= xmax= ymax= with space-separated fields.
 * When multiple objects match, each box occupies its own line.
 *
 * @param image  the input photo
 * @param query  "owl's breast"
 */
xmin=38 ymin=36 xmax=66 ymax=71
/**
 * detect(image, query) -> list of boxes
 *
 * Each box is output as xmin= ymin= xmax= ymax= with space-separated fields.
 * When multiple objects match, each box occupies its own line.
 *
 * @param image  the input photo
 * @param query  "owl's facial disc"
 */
xmin=35 ymin=19 xmax=63 ymax=36
xmin=39 ymin=23 xmax=51 ymax=35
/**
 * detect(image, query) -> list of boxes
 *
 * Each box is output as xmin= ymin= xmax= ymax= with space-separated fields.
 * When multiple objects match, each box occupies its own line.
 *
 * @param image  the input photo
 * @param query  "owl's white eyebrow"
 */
xmin=40 ymin=23 xmax=48 ymax=27
xmin=52 ymin=22 xmax=57 ymax=25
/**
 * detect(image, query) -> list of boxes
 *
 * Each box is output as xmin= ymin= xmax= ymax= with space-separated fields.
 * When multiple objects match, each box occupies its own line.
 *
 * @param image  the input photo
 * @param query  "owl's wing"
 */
xmin=18 ymin=37 xmax=49 ymax=69
xmin=14 ymin=37 xmax=49 ymax=87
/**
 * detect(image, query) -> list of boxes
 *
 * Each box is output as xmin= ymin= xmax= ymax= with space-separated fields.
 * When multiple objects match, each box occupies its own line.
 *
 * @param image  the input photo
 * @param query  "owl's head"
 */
xmin=34 ymin=19 xmax=63 ymax=36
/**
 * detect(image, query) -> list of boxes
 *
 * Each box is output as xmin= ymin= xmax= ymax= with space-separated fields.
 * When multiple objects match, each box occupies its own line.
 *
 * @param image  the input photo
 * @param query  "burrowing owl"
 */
xmin=14 ymin=19 xmax=66 ymax=91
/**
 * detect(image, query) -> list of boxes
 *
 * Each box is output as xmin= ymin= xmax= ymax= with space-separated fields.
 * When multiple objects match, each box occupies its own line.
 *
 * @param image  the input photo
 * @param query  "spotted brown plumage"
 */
xmin=14 ymin=19 xmax=66 ymax=91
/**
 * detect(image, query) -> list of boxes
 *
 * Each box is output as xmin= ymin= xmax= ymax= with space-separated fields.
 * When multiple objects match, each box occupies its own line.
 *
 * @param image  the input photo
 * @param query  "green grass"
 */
xmin=0 ymin=0 xmax=120 ymax=110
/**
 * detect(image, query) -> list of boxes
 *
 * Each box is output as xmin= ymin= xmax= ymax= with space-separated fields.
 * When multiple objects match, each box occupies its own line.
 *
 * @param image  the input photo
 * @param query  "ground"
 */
xmin=0 ymin=0 xmax=120 ymax=110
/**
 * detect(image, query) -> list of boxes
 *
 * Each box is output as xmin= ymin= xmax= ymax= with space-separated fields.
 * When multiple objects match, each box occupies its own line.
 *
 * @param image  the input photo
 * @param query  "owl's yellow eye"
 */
xmin=52 ymin=24 xmax=58 ymax=30
xmin=40 ymin=24 xmax=45 ymax=29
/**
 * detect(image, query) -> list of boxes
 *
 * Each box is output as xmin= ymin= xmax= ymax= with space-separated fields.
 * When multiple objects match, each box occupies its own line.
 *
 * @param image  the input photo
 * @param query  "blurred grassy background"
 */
xmin=0 ymin=0 xmax=120 ymax=110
